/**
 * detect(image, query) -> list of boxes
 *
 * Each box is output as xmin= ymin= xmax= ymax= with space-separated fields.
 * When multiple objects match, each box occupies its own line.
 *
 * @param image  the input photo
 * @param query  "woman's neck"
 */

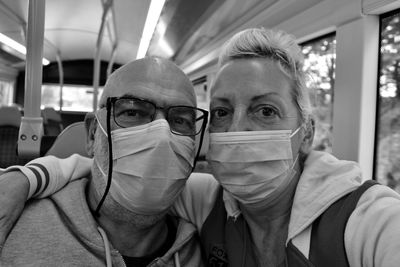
xmin=239 ymin=160 xmax=301 ymax=266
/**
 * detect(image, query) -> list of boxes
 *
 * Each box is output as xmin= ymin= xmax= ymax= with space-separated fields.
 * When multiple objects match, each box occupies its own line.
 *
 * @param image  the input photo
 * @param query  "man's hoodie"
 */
xmin=0 ymin=178 xmax=204 ymax=266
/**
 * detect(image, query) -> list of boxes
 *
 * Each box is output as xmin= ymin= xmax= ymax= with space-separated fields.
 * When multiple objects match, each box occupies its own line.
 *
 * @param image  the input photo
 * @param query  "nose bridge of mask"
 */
xmin=208 ymin=130 xmax=293 ymax=163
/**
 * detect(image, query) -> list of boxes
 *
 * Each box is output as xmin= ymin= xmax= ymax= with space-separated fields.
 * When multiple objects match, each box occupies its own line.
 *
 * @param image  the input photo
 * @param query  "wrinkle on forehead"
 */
xmin=211 ymin=58 xmax=292 ymax=98
xmin=99 ymin=57 xmax=196 ymax=107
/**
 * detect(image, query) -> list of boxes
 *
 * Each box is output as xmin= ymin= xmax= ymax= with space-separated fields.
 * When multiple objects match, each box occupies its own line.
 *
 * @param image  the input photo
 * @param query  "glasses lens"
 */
xmin=168 ymin=107 xmax=206 ymax=136
xmin=114 ymin=98 xmax=155 ymax=128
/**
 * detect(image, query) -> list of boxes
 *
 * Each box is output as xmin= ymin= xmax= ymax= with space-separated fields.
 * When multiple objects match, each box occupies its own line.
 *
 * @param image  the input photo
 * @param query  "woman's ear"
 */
xmin=84 ymin=113 xmax=97 ymax=157
xmin=300 ymin=118 xmax=315 ymax=155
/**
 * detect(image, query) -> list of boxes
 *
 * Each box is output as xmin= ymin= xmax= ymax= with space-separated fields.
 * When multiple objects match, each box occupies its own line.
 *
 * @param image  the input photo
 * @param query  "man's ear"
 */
xmin=300 ymin=118 xmax=315 ymax=155
xmin=84 ymin=112 xmax=97 ymax=157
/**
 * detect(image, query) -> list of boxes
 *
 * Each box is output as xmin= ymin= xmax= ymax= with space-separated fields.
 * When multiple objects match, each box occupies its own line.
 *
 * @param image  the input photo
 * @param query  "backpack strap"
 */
xmin=200 ymin=187 xmax=229 ymax=266
xmin=308 ymin=180 xmax=379 ymax=266
xmin=200 ymin=187 xmax=258 ymax=267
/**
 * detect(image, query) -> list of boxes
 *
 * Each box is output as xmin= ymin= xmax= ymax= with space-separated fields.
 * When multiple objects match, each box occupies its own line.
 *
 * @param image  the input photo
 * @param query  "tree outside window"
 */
xmin=375 ymin=10 xmax=400 ymax=192
xmin=301 ymin=34 xmax=336 ymax=153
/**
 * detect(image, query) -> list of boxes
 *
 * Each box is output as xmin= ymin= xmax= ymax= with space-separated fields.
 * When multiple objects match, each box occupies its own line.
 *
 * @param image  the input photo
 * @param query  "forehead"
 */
xmin=211 ymin=58 xmax=294 ymax=102
xmin=102 ymin=58 xmax=196 ymax=107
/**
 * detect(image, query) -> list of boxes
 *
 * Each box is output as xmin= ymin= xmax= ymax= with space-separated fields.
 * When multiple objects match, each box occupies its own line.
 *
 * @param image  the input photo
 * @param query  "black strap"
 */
xmin=201 ymin=188 xmax=229 ymax=267
xmin=287 ymin=180 xmax=378 ymax=267
xmin=200 ymin=188 xmax=257 ymax=267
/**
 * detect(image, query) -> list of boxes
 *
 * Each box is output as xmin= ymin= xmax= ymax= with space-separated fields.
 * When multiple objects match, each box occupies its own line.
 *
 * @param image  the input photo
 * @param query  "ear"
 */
xmin=84 ymin=112 xmax=97 ymax=157
xmin=300 ymin=118 xmax=315 ymax=155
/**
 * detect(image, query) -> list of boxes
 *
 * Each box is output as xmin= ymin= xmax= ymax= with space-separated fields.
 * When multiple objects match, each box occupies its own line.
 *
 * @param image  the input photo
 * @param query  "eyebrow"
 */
xmin=251 ymin=92 xmax=283 ymax=102
xmin=210 ymin=97 xmax=230 ymax=105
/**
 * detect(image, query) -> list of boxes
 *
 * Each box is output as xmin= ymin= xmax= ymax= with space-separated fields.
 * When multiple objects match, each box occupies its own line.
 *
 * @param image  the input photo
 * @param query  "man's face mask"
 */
xmin=206 ymin=127 xmax=302 ymax=207
xmin=96 ymin=118 xmax=195 ymax=215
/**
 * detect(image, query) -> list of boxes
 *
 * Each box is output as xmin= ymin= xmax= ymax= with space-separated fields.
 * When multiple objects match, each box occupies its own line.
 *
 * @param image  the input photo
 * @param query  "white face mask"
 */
xmin=96 ymin=119 xmax=195 ymax=215
xmin=206 ymin=127 xmax=301 ymax=206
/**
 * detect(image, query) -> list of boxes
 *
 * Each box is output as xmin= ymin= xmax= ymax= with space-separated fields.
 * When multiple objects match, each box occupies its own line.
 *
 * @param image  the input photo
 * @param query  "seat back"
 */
xmin=42 ymin=107 xmax=63 ymax=136
xmin=0 ymin=106 xmax=24 ymax=167
xmin=45 ymin=121 xmax=89 ymax=158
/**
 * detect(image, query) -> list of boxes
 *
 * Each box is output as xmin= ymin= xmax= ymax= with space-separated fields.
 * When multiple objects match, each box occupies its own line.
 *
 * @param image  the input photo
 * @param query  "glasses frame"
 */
xmin=107 ymin=96 xmax=208 ymax=136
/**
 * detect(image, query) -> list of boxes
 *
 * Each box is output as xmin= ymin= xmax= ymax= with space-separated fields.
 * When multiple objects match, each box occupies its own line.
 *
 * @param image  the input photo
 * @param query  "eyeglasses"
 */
xmin=107 ymin=97 xmax=208 ymax=136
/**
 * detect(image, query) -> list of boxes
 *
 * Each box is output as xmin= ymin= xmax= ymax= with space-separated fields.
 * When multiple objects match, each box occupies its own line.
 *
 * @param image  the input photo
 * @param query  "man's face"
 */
xmin=90 ymin=57 xmax=197 ymax=224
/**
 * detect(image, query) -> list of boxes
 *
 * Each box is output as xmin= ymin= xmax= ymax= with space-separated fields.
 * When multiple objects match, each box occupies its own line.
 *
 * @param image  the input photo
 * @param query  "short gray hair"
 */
xmin=218 ymin=28 xmax=312 ymax=123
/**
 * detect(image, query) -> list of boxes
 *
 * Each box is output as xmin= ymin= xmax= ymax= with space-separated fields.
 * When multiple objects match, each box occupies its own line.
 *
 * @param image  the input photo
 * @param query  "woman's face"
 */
xmin=209 ymin=58 xmax=302 ymax=133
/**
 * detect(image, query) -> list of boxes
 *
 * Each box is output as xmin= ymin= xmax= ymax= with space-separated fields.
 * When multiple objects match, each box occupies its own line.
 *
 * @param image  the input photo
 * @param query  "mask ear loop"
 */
xmin=191 ymin=111 xmax=208 ymax=171
xmin=95 ymin=98 xmax=114 ymax=216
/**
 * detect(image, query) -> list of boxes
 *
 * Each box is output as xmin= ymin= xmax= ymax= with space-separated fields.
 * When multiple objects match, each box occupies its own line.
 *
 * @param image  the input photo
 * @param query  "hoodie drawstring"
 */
xmin=174 ymin=251 xmax=181 ymax=267
xmin=98 ymin=226 xmax=112 ymax=267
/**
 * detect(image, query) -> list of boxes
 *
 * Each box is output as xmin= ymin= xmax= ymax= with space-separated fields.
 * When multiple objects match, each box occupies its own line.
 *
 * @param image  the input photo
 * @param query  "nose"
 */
xmin=228 ymin=107 xmax=252 ymax=132
xmin=153 ymin=108 xmax=167 ymax=121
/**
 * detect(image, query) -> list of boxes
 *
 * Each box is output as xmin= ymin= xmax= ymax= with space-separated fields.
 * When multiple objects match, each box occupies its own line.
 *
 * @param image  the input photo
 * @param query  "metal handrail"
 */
xmin=18 ymin=0 xmax=46 ymax=158
xmin=93 ymin=0 xmax=118 ymax=111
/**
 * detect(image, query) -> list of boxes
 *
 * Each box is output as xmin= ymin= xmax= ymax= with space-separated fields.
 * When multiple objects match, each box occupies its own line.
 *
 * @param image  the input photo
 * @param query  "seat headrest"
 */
xmin=42 ymin=107 xmax=62 ymax=123
xmin=45 ymin=121 xmax=89 ymax=158
xmin=0 ymin=106 xmax=21 ymax=127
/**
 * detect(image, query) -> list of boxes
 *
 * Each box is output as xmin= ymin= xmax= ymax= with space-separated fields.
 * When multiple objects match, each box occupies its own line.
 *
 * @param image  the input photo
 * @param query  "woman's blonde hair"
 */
xmin=218 ymin=28 xmax=312 ymax=124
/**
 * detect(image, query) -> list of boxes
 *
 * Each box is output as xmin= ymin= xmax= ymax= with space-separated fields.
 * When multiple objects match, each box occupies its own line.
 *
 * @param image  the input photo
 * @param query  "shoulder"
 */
xmin=345 ymin=183 xmax=400 ymax=267
xmin=171 ymin=173 xmax=220 ymax=231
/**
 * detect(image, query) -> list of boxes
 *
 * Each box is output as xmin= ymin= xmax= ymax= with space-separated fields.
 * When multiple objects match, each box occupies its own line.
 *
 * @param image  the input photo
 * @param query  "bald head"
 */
xmin=99 ymin=57 xmax=196 ymax=108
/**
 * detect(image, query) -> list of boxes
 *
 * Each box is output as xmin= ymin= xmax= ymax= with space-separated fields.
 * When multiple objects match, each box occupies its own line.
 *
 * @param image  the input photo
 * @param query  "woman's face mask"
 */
xmin=206 ymin=127 xmax=302 ymax=206
xmin=96 ymin=119 xmax=195 ymax=215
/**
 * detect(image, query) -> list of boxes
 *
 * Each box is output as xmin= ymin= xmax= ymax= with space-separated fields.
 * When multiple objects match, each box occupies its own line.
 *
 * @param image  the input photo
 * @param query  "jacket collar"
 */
xmin=287 ymin=151 xmax=362 ymax=242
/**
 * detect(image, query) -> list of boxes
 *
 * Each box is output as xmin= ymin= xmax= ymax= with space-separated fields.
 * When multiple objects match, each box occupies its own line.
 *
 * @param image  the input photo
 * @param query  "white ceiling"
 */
xmin=0 ymin=0 xmax=150 ymax=65
xmin=0 ymin=0 xmax=324 ymax=73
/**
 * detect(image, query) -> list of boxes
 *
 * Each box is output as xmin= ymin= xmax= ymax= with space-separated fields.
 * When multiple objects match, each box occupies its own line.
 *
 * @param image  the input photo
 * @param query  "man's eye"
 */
xmin=172 ymin=117 xmax=190 ymax=125
xmin=118 ymin=109 xmax=139 ymax=117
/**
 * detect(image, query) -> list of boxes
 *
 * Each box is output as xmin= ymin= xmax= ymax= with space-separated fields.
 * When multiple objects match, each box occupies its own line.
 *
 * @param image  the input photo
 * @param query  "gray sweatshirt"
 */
xmin=0 ymin=178 xmax=204 ymax=266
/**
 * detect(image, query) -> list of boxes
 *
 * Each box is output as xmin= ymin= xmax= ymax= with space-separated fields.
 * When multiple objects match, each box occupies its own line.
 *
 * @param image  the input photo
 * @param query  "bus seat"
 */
xmin=42 ymin=107 xmax=63 ymax=136
xmin=45 ymin=121 xmax=89 ymax=158
xmin=0 ymin=106 xmax=23 ymax=167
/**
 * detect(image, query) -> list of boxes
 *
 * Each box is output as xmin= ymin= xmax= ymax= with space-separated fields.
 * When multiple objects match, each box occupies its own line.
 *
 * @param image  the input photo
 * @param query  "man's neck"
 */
xmin=87 ymin=182 xmax=169 ymax=257
xmin=96 ymin=211 xmax=168 ymax=257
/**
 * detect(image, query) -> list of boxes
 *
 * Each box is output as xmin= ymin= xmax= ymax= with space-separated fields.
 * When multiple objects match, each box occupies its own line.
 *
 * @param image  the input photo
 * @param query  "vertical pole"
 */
xmin=18 ymin=0 xmax=45 ymax=158
xmin=93 ymin=0 xmax=111 ymax=111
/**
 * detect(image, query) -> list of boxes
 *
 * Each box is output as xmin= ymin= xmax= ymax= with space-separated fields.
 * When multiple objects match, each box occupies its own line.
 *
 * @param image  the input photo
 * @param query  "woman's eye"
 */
xmin=211 ymin=109 xmax=228 ymax=119
xmin=253 ymin=106 xmax=279 ymax=118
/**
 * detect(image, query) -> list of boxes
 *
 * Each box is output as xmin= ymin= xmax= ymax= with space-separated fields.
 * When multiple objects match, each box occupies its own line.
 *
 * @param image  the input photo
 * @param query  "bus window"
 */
xmin=301 ymin=33 xmax=336 ymax=153
xmin=375 ymin=9 xmax=400 ymax=192
xmin=41 ymin=84 xmax=103 ymax=112
xmin=0 ymin=80 xmax=14 ymax=106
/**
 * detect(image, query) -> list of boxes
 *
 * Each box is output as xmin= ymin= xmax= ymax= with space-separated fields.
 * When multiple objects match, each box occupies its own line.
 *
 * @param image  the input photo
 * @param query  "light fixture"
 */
xmin=0 ymin=32 xmax=50 ymax=65
xmin=136 ymin=0 xmax=166 ymax=59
